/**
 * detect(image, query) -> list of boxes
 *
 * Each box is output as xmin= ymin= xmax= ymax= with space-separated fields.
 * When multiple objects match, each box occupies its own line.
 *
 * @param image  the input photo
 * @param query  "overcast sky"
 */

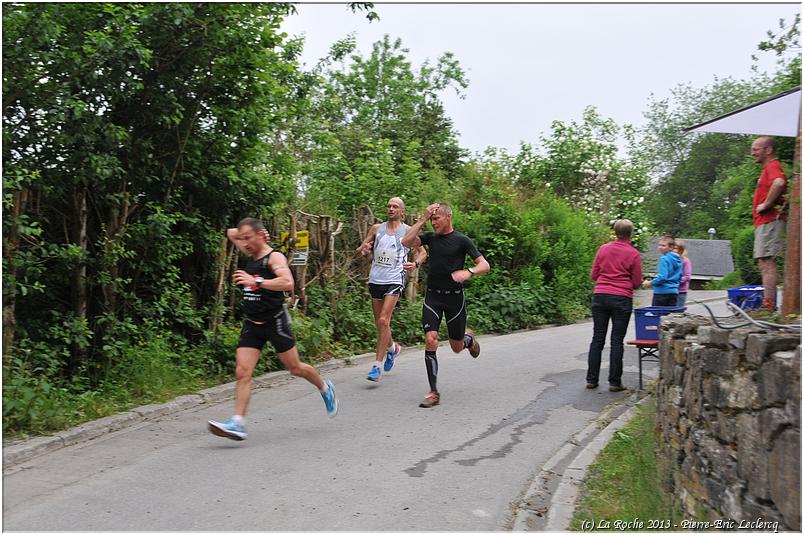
xmin=281 ymin=3 xmax=800 ymax=154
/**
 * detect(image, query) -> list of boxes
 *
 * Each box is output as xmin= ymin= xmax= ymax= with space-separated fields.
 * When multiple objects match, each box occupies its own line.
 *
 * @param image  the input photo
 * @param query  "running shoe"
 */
xmin=384 ymin=342 xmax=401 ymax=372
xmin=322 ymin=379 xmax=339 ymax=417
xmin=466 ymin=328 xmax=481 ymax=358
xmin=207 ymin=418 xmax=247 ymax=441
xmin=367 ymin=365 xmax=381 ymax=382
xmin=418 ymin=392 xmax=440 ymax=408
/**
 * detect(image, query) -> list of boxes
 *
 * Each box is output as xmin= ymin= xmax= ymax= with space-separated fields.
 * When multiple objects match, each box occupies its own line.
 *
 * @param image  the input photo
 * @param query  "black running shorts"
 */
xmin=422 ymin=288 xmax=466 ymax=340
xmin=368 ymin=282 xmax=404 ymax=300
xmin=237 ymin=307 xmax=295 ymax=353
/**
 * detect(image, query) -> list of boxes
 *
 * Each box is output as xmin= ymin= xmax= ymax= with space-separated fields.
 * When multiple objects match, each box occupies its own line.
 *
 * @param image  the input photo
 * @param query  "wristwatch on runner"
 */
xmin=467 ymin=268 xmax=475 ymax=276
xmin=254 ymin=276 xmax=265 ymax=288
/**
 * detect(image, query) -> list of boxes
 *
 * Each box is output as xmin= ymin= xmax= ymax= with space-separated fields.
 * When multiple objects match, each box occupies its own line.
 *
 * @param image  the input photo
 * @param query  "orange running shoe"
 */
xmin=466 ymin=328 xmax=480 ymax=358
xmin=419 ymin=392 xmax=440 ymax=408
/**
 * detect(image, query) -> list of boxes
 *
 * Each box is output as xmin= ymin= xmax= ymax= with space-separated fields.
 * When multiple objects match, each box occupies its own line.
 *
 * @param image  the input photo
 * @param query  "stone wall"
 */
xmin=655 ymin=314 xmax=801 ymax=531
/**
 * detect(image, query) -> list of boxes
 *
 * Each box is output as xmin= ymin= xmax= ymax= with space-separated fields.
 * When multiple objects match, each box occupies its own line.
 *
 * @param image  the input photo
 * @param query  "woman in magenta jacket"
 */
xmin=586 ymin=220 xmax=643 ymax=392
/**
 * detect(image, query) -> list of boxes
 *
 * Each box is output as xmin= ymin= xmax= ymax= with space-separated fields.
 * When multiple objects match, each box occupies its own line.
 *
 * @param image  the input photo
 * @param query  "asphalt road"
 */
xmin=3 ymin=292 xmax=729 ymax=531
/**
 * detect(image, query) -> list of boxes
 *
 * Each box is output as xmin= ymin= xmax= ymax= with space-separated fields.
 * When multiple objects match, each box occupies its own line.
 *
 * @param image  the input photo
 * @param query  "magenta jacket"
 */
xmin=679 ymin=257 xmax=692 ymax=293
xmin=590 ymin=239 xmax=643 ymax=299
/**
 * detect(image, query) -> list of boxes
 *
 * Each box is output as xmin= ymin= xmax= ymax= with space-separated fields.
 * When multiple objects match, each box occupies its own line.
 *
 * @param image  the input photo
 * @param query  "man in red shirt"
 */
xmin=750 ymin=136 xmax=787 ymax=311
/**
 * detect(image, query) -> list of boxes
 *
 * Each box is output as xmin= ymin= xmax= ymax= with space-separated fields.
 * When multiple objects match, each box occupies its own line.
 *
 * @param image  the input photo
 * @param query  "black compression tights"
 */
xmin=425 ymin=350 xmax=438 ymax=393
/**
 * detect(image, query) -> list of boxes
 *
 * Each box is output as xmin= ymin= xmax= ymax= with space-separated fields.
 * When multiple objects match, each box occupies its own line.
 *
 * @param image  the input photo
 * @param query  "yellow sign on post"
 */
xmin=295 ymin=230 xmax=309 ymax=249
xmin=279 ymin=230 xmax=309 ymax=266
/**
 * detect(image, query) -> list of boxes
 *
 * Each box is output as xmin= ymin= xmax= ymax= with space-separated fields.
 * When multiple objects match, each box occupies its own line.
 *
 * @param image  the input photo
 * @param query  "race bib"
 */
xmin=375 ymin=247 xmax=395 ymax=267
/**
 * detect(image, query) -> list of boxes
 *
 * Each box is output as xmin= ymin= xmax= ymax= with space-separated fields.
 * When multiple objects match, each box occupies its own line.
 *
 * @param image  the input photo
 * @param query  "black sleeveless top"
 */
xmin=242 ymin=250 xmax=286 ymax=320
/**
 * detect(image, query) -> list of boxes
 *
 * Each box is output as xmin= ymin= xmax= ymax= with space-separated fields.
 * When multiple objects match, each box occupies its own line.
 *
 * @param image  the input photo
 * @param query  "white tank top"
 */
xmin=369 ymin=222 xmax=410 ymax=285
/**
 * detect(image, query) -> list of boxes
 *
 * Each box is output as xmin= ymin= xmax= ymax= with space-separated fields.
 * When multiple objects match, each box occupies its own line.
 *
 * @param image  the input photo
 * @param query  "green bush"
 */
xmin=732 ymin=225 xmax=762 ymax=285
xmin=105 ymin=334 xmax=185 ymax=398
xmin=197 ymin=323 xmax=243 ymax=377
xmin=304 ymin=281 xmax=376 ymax=354
xmin=734 ymin=223 xmax=786 ymax=286
xmin=3 ymin=351 xmax=133 ymax=437
xmin=3 ymin=356 xmax=71 ymax=435
xmin=516 ymin=195 xmax=602 ymax=323
xmin=466 ymin=276 xmax=551 ymax=332
xmin=389 ymin=297 xmax=429 ymax=346
xmin=3 ymin=326 xmax=219 ymax=437
xmin=703 ymin=271 xmax=743 ymax=290
xmin=304 ymin=281 xmax=428 ymax=352
xmin=289 ymin=310 xmax=341 ymax=361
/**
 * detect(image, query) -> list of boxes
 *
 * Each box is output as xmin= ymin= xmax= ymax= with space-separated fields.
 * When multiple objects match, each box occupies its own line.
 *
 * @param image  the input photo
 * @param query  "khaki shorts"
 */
xmin=753 ymin=219 xmax=786 ymax=259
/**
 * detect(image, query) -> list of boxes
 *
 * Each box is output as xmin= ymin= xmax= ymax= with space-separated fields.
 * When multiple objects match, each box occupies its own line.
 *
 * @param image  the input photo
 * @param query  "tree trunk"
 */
xmin=228 ymin=245 xmax=239 ymax=316
xmin=330 ymin=221 xmax=343 ymax=277
xmin=209 ymin=236 xmax=230 ymax=333
xmin=72 ymin=186 xmax=89 ymax=321
xmin=296 ymin=264 xmax=308 ymax=313
xmin=355 ymin=205 xmax=377 ymax=279
xmin=69 ymin=186 xmax=90 ymax=375
xmin=405 ymin=267 xmax=419 ymax=302
xmin=101 ymin=185 xmax=131 ymax=317
xmin=1 ymin=189 xmax=29 ymax=357
xmin=403 ymin=211 xmax=421 ymax=302
xmin=2 ymin=297 xmax=16 ymax=359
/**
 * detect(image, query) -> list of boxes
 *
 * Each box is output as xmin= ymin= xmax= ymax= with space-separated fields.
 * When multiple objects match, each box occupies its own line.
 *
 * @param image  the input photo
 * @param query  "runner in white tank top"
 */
xmin=356 ymin=197 xmax=428 ymax=382
xmin=369 ymin=221 xmax=409 ymax=286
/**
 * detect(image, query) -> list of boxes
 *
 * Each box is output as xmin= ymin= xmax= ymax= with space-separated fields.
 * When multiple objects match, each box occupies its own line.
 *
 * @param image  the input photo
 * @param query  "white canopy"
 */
xmin=685 ymin=86 xmax=801 ymax=137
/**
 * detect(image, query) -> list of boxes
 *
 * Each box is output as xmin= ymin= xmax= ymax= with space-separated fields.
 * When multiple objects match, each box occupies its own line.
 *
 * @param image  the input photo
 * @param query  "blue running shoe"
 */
xmin=367 ymin=365 xmax=381 ymax=382
xmin=321 ymin=379 xmax=338 ymax=417
xmin=207 ymin=418 xmax=247 ymax=441
xmin=384 ymin=341 xmax=400 ymax=372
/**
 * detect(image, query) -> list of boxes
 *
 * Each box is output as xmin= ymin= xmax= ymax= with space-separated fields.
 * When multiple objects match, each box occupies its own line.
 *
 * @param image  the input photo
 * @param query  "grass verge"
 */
xmin=569 ymin=396 xmax=680 ymax=531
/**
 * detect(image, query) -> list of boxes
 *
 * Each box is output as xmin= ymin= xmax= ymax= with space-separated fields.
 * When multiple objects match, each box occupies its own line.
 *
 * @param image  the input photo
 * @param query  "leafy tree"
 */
xmin=640 ymin=78 xmax=770 ymax=181
xmin=444 ymin=149 xmax=608 ymax=325
xmin=300 ymin=34 xmax=467 ymax=218
xmin=640 ymin=15 xmax=799 ymax=240
xmin=506 ymin=108 xmax=652 ymax=247
xmin=752 ymin=13 xmax=801 ymax=90
xmin=648 ymin=133 xmax=752 ymax=238
xmin=3 ymin=3 xmax=300 ymax=376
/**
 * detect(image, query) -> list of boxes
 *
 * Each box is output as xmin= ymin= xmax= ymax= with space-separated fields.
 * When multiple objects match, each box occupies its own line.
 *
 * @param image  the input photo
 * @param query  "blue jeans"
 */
xmin=652 ymin=293 xmax=678 ymax=307
xmin=677 ymin=292 xmax=687 ymax=307
xmin=586 ymin=293 xmax=632 ymax=387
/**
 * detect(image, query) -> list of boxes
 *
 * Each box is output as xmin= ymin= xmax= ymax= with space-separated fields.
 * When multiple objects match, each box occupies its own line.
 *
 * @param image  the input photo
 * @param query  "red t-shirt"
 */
xmin=753 ymin=159 xmax=787 ymax=227
xmin=590 ymin=239 xmax=643 ymax=298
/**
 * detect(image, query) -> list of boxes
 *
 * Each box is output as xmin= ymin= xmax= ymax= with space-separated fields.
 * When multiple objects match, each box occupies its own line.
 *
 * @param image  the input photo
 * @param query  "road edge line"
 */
xmin=512 ymin=394 xmax=648 ymax=531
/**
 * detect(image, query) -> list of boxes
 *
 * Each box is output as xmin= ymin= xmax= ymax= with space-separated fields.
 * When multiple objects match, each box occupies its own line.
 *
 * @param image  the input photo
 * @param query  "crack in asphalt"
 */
xmin=404 ymin=361 xmax=635 ymax=477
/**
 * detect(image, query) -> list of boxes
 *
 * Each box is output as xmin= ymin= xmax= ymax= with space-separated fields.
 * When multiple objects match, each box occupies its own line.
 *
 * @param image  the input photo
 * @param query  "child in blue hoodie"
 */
xmin=644 ymin=235 xmax=682 ymax=306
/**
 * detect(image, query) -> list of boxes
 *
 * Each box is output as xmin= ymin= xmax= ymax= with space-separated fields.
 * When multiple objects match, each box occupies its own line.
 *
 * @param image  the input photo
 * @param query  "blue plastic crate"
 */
xmin=727 ymin=285 xmax=768 ymax=310
xmin=634 ymin=306 xmax=687 ymax=340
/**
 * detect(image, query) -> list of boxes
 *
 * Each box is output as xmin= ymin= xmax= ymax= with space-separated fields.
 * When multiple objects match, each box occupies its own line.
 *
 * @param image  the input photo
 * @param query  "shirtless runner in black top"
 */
xmin=402 ymin=203 xmax=491 ymax=408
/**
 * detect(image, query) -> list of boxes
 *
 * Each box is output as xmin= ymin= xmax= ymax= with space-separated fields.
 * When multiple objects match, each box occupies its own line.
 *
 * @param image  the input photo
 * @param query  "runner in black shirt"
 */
xmin=402 ymin=203 xmax=491 ymax=408
xmin=207 ymin=218 xmax=338 ymax=441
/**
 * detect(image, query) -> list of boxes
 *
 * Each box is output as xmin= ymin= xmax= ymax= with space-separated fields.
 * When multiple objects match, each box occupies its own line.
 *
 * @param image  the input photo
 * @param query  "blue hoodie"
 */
xmin=651 ymin=251 xmax=682 ymax=295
